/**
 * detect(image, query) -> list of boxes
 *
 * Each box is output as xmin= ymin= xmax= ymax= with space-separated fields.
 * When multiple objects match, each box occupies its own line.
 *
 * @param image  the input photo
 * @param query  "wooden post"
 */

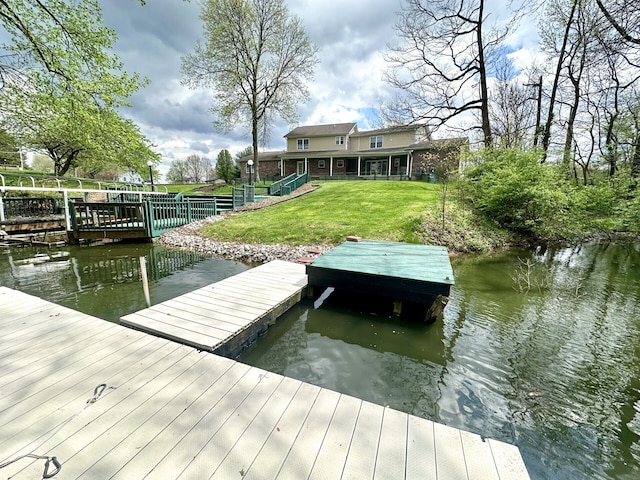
xmin=140 ymin=256 xmax=151 ymax=308
xmin=0 ymin=192 xmax=5 ymax=224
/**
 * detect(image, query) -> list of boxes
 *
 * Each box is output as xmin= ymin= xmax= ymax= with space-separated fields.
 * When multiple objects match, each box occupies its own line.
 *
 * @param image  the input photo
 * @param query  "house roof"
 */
xmin=410 ymin=137 xmax=468 ymax=150
xmin=350 ymin=124 xmax=425 ymax=137
xmin=284 ymin=123 xmax=357 ymax=138
xmin=238 ymin=150 xmax=286 ymax=162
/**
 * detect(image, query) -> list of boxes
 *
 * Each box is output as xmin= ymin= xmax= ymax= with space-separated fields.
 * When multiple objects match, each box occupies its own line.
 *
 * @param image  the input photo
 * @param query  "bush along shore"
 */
xmin=158 ymin=216 xmax=332 ymax=265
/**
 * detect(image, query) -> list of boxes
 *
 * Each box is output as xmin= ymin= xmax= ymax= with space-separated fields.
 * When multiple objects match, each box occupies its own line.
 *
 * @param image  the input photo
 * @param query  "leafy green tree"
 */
xmin=216 ymin=149 xmax=235 ymax=183
xmin=0 ymin=129 xmax=21 ymax=167
xmin=182 ymin=0 xmax=318 ymax=181
xmin=0 ymin=0 xmax=157 ymax=177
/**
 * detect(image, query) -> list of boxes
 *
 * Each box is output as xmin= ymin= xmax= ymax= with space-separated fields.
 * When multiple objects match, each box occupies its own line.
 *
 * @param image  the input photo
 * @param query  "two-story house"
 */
xmin=239 ymin=122 xmax=467 ymax=181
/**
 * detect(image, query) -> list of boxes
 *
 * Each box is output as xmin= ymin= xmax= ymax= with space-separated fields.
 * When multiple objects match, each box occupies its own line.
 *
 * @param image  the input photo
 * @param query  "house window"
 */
xmin=297 ymin=138 xmax=309 ymax=150
xmin=318 ymin=159 xmax=326 ymax=168
xmin=370 ymin=135 xmax=383 ymax=149
xmin=335 ymin=136 xmax=345 ymax=145
xmin=336 ymin=159 xmax=345 ymax=168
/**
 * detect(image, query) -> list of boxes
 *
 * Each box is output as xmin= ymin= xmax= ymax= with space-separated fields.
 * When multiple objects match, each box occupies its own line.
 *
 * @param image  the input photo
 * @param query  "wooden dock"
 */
xmin=306 ymin=240 xmax=455 ymax=322
xmin=0 ymin=286 xmax=530 ymax=479
xmin=121 ymin=260 xmax=307 ymax=357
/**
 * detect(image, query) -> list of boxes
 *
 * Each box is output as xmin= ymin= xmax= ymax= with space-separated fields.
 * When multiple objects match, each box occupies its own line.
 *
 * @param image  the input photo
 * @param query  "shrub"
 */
xmin=465 ymin=149 xmax=570 ymax=236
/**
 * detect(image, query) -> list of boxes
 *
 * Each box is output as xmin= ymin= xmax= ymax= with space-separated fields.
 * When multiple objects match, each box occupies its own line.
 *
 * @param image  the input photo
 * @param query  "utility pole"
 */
xmin=524 ymin=76 xmax=543 ymax=148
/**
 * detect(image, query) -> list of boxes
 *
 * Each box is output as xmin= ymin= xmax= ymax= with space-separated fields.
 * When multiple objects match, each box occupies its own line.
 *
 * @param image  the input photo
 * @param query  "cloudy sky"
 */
xmin=99 ymin=0 xmax=539 ymax=179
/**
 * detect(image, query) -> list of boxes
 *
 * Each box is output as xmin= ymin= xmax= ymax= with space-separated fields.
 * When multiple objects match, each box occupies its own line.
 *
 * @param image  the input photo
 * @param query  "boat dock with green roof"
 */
xmin=306 ymin=240 xmax=455 ymax=322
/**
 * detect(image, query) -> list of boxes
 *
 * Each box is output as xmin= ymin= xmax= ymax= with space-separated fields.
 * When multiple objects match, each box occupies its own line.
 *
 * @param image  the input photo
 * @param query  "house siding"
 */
xmin=349 ymin=130 xmax=417 ymax=151
xmin=287 ymin=136 xmax=349 ymax=152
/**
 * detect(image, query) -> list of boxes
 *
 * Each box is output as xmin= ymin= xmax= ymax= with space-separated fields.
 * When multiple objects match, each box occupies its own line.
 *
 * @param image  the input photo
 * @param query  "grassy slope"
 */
xmin=200 ymin=181 xmax=513 ymax=251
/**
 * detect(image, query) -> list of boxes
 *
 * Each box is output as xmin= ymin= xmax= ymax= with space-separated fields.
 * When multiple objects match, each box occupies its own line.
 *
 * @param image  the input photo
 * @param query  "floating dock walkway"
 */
xmin=121 ymin=260 xmax=307 ymax=357
xmin=1 ymin=267 xmax=531 ymax=479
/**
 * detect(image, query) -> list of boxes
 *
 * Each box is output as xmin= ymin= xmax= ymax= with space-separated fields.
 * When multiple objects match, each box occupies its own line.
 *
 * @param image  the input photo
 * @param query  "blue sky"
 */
xmin=99 ymin=0 xmax=539 ymax=179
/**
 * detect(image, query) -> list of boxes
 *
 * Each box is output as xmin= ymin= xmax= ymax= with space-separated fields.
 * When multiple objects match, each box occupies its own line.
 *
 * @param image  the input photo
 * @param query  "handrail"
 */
xmin=268 ymin=173 xmax=297 ymax=195
xmin=281 ymin=173 xmax=308 ymax=195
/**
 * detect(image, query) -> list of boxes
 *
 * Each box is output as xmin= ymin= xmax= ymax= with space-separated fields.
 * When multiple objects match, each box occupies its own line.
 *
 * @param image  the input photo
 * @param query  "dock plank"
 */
xmin=373 ymin=407 xmax=408 ymax=480
xmin=308 ymin=394 xmax=361 ymax=480
xmin=461 ymin=430 xmax=501 ymax=480
xmin=406 ymin=415 xmax=437 ymax=480
xmin=275 ymin=388 xmax=341 ymax=479
xmin=339 ymin=400 xmax=384 ymax=480
xmin=434 ymin=422 xmax=469 ymax=479
xmin=243 ymin=382 xmax=321 ymax=479
xmin=211 ymin=376 xmax=302 ymax=479
xmin=489 ymin=439 xmax=532 ymax=480
xmin=102 ymin=360 xmax=251 ymax=480
xmin=173 ymin=369 xmax=284 ymax=479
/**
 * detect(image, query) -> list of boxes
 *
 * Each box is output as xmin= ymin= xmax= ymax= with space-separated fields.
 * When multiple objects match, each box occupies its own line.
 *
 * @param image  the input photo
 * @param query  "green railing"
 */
xmin=268 ymin=173 xmax=297 ymax=195
xmin=70 ymin=198 xmax=218 ymax=239
xmin=71 ymin=202 xmax=145 ymax=232
xmin=232 ymin=185 xmax=255 ymax=208
xmin=143 ymin=198 xmax=218 ymax=237
xmin=281 ymin=173 xmax=308 ymax=195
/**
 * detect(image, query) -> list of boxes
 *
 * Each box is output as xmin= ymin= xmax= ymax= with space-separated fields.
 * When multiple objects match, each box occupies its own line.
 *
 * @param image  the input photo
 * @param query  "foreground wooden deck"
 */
xmin=0 ymin=286 xmax=531 ymax=480
xmin=121 ymin=260 xmax=307 ymax=357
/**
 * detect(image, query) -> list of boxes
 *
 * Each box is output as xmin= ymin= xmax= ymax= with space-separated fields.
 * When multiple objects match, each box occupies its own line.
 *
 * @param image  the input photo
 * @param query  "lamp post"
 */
xmin=247 ymin=159 xmax=254 ymax=185
xmin=147 ymin=160 xmax=155 ymax=191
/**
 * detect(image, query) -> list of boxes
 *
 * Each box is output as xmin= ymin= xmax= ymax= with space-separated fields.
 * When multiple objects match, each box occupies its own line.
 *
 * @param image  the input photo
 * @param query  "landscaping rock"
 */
xmin=158 ymin=216 xmax=332 ymax=265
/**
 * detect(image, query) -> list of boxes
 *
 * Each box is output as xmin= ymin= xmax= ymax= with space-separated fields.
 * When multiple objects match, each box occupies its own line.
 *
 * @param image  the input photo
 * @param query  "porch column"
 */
xmin=388 ymin=155 xmax=392 ymax=176
xmin=305 ymin=158 xmax=308 ymax=173
xmin=357 ymin=156 xmax=361 ymax=177
xmin=0 ymin=192 xmax=5 ymax=223
xmin=407 ymin=153 xmax=412 ymax=178
xmin=330 ymin=157 xmax=333 ymax=177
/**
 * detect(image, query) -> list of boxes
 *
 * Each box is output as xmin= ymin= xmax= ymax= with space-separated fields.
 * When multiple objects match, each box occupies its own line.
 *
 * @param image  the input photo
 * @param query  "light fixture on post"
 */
xmin=247 ymin=159 xmax=254 ymax=185
xmin=147 ymin=160 xmax=155 ymax=192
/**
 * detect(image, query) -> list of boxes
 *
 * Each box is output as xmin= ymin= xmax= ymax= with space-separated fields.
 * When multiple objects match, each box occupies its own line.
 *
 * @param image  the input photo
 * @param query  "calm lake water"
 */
xmin=1 ymin=241 xmax=639 ymax=479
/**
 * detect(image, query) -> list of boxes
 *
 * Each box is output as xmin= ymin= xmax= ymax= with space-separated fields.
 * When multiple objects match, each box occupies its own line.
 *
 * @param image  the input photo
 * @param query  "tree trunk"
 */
xmin=252 ymin=109 xmax=260 ymax=183
xmin=632 ymin=123 xmax=640 ymax=185
xmin=541 ymin=0 xmax=579 ymax=162
xmin=477 ymin=0 xmax=493 ymax=148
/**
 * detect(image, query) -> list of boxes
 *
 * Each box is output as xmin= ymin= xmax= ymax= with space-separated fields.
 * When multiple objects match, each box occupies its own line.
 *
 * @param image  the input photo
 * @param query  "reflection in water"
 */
xmin=0 ymin=243 xmax=250 ymax=321
xmin=239 ymin=242 xmax=640 ymax=480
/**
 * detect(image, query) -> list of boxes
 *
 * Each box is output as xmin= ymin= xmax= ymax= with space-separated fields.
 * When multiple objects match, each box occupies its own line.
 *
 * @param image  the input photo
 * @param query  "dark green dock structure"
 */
xmin=306 ymin=240 xmax=455 ymax=322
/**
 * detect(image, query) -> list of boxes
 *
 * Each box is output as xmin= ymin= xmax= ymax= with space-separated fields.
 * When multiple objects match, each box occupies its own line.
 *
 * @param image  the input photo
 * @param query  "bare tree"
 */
xmin=595 ymin=0 xmax=640 ymax=45
xmin=384 ymin=0 xmax=518 ymax=148
xmin=184 ymin=155 xmax=211 ymax=183
xmin=488 ymin=58 xmax=537 ymax=148
xmin=181 ymin=0 xmax=318 ymax=181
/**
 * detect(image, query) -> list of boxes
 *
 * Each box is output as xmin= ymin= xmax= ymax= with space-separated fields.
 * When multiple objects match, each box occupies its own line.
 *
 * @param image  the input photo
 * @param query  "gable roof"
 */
xmin=284 ymin=122 xmax=357 ymax=138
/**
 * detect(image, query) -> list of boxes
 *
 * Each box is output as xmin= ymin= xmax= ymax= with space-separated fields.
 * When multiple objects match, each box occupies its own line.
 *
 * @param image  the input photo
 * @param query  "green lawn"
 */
xmin=201 ymin=181 xmax=440 ymax=245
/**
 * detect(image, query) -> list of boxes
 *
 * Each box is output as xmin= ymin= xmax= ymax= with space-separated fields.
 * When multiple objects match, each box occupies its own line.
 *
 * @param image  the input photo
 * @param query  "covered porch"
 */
xmin=280 ymin=150 xmax=414 ymax=179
